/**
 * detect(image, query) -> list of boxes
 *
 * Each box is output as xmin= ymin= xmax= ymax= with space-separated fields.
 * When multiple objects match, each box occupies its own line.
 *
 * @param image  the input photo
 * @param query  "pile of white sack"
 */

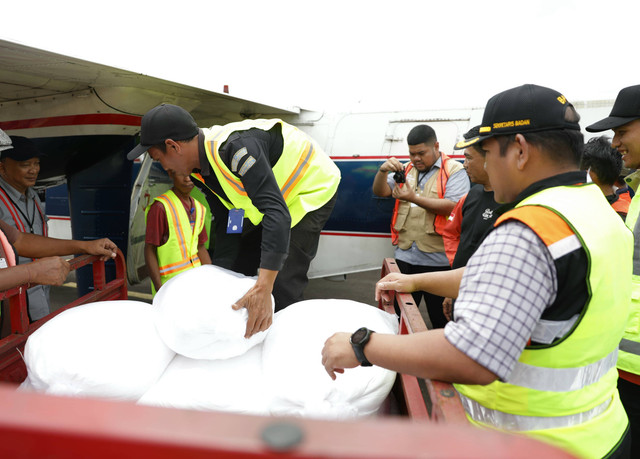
xmin=20 ymin=265 xmax=399 ymax=419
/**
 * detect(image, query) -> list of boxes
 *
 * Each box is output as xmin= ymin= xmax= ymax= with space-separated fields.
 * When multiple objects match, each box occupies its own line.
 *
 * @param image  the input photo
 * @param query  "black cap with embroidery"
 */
xmin=127 ymin=104 xmax=199 ymax=160
xmin=3 ymin=136 xmax=44 ymax=161
xmin=586 ymin=85 xmax=640 ymax=133
xmin=454 ymin=84 xmax=580 ymax=150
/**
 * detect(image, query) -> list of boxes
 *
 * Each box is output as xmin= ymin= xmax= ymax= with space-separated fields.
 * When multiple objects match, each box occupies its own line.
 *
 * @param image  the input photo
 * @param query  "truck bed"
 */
xmin=0 ymin=257 xmax=574 ymax=458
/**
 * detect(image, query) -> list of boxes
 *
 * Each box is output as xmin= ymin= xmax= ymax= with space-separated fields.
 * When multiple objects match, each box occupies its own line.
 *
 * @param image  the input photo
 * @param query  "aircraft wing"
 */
xmin=0 ymin=38 xmax=298 ymax=129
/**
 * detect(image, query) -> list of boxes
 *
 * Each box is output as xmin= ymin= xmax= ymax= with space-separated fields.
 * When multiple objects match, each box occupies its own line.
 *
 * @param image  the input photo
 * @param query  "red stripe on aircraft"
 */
xmin=0 ymin=114 xmax=142 ymax=130
xmin=330 ymin=156 xmax=410 ymax=161
xmin=329 ymin=155 xmax=464 ymax=161
xmin=321 ymin=231 xmax=391 ymax=238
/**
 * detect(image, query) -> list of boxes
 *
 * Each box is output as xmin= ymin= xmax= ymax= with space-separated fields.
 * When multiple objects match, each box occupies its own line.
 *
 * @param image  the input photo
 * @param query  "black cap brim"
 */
xmin=127 ymin=143 xmax=150 ymax=160
xmin=454 ymin=134 xmax=493 ymax=150
xmin=586 ymin=116 xmax=640 ymax=133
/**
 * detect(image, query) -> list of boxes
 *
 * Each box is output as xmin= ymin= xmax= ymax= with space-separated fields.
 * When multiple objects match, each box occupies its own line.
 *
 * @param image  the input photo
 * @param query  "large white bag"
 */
xmin=152 ymin=265 xmax=273 ymax=360
xmin=262 ymin=299 xmax=399 ymax=419
xmin=24 ymin=300 xmax=175 ymax=401
xmin=138 ymin=344 xmax=271 ymax=415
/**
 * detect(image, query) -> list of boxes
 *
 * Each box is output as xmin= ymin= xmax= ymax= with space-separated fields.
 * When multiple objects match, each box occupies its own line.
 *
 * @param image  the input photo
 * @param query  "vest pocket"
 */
xmin=393 ymin=204 xmax=409 ymax=231
xmin=626 ymin=278 xmax=640 ymax=335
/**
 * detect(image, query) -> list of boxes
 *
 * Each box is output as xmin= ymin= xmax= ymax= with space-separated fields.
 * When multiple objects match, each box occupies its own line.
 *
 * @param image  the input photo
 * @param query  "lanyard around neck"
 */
xmin=0 ymin=185 xmax=37 ymax=233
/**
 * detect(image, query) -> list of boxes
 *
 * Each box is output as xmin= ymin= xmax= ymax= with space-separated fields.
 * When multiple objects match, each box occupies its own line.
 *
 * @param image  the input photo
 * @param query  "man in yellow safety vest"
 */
xmin=128 ymin=105 xmax=340 ymax=338
xmin=587 ymin=84 xmax=640 ymax=457
xmin=322 ymin=84 xmax=632 ymax=458
xmin=144 ymin=170 xmax=211 ymax=295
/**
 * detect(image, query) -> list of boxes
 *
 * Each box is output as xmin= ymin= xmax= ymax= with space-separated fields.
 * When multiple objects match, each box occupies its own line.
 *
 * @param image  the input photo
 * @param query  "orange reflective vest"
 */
xmin=612 ymin=191 xmax=631 ymax=216
xmin=0 ymin=187 xmax=47 ymax=237
xmin=442 ymin=192 xmax=468 ymax=266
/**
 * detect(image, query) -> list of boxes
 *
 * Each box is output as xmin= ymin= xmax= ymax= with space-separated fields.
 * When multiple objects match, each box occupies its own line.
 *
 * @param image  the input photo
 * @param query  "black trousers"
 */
xmin=209 ymin=192 xmax=337 ymax=311
xmin=394 ymin=259 xmax=450 ymax=329
xmin=618 ymin=377 xmax=640 ymax=458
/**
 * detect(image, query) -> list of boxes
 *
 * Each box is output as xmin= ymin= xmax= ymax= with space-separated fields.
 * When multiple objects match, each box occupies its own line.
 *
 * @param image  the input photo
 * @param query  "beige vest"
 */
xmin=393 ymin=160 xmax=462 ymax=252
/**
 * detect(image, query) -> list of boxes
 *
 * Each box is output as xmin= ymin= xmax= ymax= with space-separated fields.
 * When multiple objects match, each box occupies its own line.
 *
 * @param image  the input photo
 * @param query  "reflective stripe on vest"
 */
xmin=196 ymin=120 xmax=340 ymax=227
xmin=531 ymin=315 xmax=579 ymax=345
xmin=507 ymin=348 xmax=618 ymax=392
xmin=455 ymin=184 xmax=631 ymax=459
xmin=151 ymin=191 xmax=205 ymax=284
xmin=620 ymin=339 xmax=640 ymax=355
xmin=459 ymin=393 xmax=612 ymax=431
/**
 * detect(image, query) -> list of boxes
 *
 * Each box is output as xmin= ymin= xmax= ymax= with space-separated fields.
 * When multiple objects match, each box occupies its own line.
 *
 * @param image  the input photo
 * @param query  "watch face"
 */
xmin=351 ymin=327 xmax=368 ymax=344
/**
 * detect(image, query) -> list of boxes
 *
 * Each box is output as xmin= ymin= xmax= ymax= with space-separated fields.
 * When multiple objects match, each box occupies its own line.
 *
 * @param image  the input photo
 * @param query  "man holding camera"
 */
xmin=372 ymin=124 xmax=469 ymax=328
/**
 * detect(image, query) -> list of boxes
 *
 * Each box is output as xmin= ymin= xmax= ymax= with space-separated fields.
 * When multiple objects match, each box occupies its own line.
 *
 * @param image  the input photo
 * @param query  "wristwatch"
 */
xmin=350 ymin=327 xmax=375 ymax=367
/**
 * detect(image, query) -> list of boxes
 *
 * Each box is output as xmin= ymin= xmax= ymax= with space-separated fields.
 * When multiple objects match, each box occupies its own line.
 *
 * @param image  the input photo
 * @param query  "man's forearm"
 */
xmin=366 ymin=329 xmax=497 ymax=384
xmin=13 ymin=233 xmax=87 ymax=258
xmin=415 ymin=268 xmax=464 ymax=298
xmin=372 ymin=170 xmax=392 ymax=197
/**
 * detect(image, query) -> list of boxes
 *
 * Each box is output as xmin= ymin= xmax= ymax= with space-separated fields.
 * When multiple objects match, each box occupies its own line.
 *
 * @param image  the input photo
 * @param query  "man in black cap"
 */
xmin=0 ymin=136 xmax=49 ymax=321
xmin=587 ymin=84 xmax=640 ymax=457
xmin=0 ymin=130 xmax=119 ymax=335
xmin=127 ymin=105 xmax=340 ymax=338
xmin=322 ymin=84 xmax=632 ymax=458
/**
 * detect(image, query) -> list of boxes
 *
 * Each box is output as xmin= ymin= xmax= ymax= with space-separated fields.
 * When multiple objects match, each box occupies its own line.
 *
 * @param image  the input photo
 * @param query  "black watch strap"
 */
xmin=350 ymin=327 xmax=375 ymax=367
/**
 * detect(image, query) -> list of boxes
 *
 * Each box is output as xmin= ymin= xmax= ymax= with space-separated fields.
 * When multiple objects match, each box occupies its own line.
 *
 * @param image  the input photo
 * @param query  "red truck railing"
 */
xmin=378 ymin=257 xmax=468 ymax=424
xmin=0 ymin=249 xmax=127 ymax=383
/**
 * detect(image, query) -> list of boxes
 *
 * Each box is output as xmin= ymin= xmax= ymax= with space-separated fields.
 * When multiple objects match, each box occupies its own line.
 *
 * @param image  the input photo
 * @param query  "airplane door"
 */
xmin=67 ymin=140 xmax=133 ymax=295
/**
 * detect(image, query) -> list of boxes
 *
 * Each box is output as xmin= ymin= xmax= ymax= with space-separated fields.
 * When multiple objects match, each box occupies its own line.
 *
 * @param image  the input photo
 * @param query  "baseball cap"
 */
xmin=586 ymin=85 xmax=640 ymax=133
xmin=127 ymin=104 xmax=199 ymax=160
xmin=454 ymin=84 xmax=580 ymax=150
xmin=3 ymin=136 xmax=44 ymax=160
xmin=0 ymin=129 xmax=13 ymax=153
xmin=454 ymin=125 xmax=481 ymax=150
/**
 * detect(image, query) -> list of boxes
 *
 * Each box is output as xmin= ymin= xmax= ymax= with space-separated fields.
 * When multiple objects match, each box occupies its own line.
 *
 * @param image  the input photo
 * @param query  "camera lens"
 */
xmin=393 ymin=171 xmax=406 ymax=183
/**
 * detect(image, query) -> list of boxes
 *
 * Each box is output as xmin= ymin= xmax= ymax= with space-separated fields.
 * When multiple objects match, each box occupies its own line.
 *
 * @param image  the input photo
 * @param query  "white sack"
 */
xmin=262 ymin=299 xmax=398 ymax=419
xmin=153 ymin=265 xmax=273 ymax=360
xmin=138 ymin=344 xmax=270 ymax=416
xmin=24 ymin=300 xmax=175 ymax=400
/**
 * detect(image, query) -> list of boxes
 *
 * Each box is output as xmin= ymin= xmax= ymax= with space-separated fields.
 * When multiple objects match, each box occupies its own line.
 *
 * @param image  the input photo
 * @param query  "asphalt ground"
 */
xmin=49 ymin=268 xmax=434 ymax=327
xmin=49 ymin=269 xmax=383 ymax=312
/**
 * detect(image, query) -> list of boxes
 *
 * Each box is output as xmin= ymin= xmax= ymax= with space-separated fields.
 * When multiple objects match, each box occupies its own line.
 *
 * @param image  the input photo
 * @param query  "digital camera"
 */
xmin=393 ymin=170 xmax=406 ymax=184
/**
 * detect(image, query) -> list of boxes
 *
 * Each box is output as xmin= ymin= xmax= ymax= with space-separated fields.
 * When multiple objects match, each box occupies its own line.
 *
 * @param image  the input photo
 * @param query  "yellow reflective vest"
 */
xmin=619 ymin=171 xmax=640 ymax=377
xmin=194 ymin=119 xmax=340 ymax=227
xmin=146 ymin=190 xmax=206 ymax=293
xmin=455 ymin=184 xmax=631 ymax=459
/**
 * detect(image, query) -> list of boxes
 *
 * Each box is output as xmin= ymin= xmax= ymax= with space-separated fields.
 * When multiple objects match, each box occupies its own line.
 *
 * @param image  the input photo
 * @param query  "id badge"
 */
xmin=227 ymin=208 xmax=244 ymax=234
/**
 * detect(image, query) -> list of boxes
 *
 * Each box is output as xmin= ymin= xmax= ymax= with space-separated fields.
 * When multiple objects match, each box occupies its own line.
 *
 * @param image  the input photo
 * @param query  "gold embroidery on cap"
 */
xmin=493 ymin=119 xmax=531 ymax=129
xmin=455 ymin=137 xmax=480 ymax=149
xmin=557 ymin=95 xmax=567 ymax=104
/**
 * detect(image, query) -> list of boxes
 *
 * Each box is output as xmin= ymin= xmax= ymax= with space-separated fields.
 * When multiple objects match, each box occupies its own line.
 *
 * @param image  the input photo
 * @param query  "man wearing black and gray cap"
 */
xmin=127 ymin=105 xmax=340 ymax=338
xmin=0 ymin=136 xmax=49 ymax=321
xmin=587 ymin=84 xmax=640 ymax=457
xmin=0 ymin=129 xmax=119 ymax=335
xmin=323 ymin=84 xmax=632 ymax=458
